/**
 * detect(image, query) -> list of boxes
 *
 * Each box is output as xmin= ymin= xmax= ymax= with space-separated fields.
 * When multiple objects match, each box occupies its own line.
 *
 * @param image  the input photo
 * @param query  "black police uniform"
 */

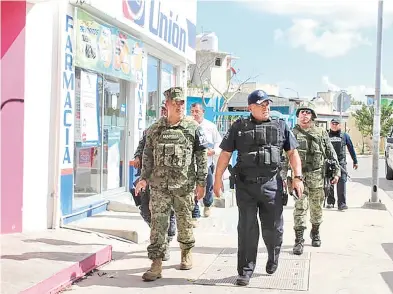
xmin=220 ymin=114 xmax=299 ymax=281
xmin=327 ymin=129 xmax=357 ymax=209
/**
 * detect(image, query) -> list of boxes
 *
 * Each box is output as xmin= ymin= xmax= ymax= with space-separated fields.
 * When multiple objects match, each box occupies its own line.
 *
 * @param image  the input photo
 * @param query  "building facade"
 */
xmin=1 ymin=0 xmax=197 ymax=234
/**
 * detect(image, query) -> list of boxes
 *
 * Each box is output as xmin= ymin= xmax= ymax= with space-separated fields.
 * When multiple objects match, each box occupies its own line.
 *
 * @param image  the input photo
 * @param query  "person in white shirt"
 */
xmin=190 ymin=103 xmax=222 ymax=226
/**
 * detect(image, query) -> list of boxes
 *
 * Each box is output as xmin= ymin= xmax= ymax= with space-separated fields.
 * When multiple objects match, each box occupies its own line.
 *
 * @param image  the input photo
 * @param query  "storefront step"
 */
xmin=107 ymin=192 xmax=140 ymax=214
xmin=65 ymin=211 xmax=150 ymax=244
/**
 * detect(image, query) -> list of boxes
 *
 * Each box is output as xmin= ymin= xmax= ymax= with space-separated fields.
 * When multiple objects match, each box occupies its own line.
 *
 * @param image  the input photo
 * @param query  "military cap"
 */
xmin=163 ymin=87 xmax=185 ymax=101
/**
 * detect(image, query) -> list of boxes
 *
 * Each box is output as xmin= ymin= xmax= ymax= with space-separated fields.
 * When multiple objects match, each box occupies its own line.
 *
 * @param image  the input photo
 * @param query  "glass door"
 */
xmin=102 ymin=77 xmax=127 ymax=193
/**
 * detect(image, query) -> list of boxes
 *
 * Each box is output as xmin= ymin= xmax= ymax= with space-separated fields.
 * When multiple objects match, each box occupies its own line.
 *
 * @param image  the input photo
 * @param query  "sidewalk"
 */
xmin=0 ymin=228 xmax=145 ymax=294
xmin=67 ymin=181 xmax=393 ymax=294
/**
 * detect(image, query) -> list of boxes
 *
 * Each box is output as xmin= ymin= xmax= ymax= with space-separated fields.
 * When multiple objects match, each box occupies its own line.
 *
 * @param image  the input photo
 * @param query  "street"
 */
xmin=66 ymin=155 xmax=393 ymax=294
xmin=350 ymin=156 xmax=393 ymax=199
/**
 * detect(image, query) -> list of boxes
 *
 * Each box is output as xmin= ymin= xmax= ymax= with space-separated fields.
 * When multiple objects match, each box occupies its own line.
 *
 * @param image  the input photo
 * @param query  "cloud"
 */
xmin=321 ymin=75 xmax=393 ymax=102
xmin=249 ymin=0 xmax=393 ymax=57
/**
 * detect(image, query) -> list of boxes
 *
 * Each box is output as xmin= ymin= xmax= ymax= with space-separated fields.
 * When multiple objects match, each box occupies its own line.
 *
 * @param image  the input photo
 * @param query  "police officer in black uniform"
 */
xmin=213 ymin=90 xmax=304 ymax=286
xmin=327 ymin=118 xmax=358 ymax=210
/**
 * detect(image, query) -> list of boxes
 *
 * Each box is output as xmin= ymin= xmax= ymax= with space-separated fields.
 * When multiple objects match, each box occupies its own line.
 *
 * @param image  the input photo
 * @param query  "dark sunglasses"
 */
xmin=300 ymin=110 xmax=312 ymax=115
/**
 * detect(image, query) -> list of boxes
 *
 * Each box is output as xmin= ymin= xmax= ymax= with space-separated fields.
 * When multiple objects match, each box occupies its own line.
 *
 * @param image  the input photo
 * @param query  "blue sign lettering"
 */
xmin=62 ymin=14 xmax=74 ymax=165
xmin=137 ymin=75 xmax=144 ymax=132
xmin=148 ymin=0 xmax=196 ymax=53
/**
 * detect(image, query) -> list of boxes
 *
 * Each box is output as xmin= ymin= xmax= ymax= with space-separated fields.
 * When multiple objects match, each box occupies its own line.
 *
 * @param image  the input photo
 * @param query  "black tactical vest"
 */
xmin=329 ymin=131 xmax=345 ymax=163
xmin=236 ymin=117 xmax=283 ymax=177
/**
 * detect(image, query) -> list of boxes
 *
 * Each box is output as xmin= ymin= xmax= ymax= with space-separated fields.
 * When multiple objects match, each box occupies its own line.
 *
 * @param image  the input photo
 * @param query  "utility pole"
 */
xmin=363 ymin=0 xmax=387 ymax=210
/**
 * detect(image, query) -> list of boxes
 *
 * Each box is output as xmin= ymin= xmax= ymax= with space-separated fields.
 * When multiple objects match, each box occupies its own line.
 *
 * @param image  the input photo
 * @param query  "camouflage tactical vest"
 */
xmin=293 ymin=125 xmax=325 ymax=173
xmin=151 ymin=118 xmax=196 ymax=190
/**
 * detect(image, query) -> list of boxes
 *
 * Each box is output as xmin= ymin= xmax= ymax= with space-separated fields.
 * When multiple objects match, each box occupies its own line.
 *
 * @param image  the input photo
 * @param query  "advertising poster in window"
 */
xmin=106 ymin=128 xmax=121 ymax=190
xmin=80 ymin=71 xmax=100 ymax=147
xmin=75 ymin=8 xmax=144 ymax=83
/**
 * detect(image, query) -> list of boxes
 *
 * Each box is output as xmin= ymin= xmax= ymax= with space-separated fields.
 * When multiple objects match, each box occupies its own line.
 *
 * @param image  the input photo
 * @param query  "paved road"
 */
xmin=348 ymin=155 xmax=393 ymax=199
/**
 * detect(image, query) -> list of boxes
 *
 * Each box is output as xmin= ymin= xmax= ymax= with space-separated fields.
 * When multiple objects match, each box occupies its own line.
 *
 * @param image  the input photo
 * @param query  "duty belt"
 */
xmin=238 ymin=173 xmax=276 ymax=184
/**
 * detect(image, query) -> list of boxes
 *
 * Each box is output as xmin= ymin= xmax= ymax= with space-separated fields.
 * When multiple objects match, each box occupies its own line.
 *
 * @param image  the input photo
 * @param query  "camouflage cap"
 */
xmin=163 ymin=87 xmax=185 ymax=101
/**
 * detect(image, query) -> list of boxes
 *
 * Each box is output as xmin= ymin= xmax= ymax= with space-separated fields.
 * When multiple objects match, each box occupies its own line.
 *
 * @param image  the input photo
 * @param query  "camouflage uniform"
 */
xmin=133 ymin=130 xmax=177 ymax=246
xmin=289 ymin=105 xmax=340 ymax=255
xmin=140 ymin=87 xmax=208 ymax=281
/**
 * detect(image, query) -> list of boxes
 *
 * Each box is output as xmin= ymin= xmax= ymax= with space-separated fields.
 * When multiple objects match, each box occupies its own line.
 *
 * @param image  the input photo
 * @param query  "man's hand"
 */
xmin=195 ymin=185 xmax=205 ymax=200
xmin=330 ymin=176 xmax=339 ymax=185
xmin=353 ymin=163 xmax=358 ymax=170
xmin=207 ymin=149 xmax=215 ymax=156
xmin=134 ymin=157 xmax=141 ymax=169
xmin=292 ymin=178 xmax=304 ymax=199
xmin=135 ymin=179 xmax=147 ymax=196
xmin=213 ymin=180 xmax=224 ymax=198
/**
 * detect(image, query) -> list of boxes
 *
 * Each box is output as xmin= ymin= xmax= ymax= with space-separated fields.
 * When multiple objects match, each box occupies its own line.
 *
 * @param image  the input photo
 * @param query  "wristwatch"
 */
xmin=294 ymin=175 xmax=304 ymax=181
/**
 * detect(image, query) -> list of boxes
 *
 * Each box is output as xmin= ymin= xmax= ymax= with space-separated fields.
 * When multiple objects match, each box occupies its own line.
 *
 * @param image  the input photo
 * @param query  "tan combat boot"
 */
xmin=142 ymin=259 xmax=162 ymax=281
xmin=204 ymin=206 xmax=211 ymax=217
xmin=180 ymin=249 xmax=193 ymax=270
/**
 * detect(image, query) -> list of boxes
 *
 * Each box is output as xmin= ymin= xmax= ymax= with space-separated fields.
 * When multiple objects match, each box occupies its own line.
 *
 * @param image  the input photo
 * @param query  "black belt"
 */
xmin=238 ymin=174 xmax=276 ymax=184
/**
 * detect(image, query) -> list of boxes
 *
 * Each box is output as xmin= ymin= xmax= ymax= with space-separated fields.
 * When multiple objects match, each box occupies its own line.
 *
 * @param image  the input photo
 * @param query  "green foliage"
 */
xmin=353 ymin=104 xmax=393 ymax=153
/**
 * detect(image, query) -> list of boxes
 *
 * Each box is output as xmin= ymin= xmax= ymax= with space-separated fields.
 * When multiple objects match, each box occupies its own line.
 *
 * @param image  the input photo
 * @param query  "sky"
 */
xmin=196 ymin=0 xmax=393 ymax=102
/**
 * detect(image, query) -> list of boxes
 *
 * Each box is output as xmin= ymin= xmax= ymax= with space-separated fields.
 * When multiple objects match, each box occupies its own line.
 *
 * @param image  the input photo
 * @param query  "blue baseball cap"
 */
xmin=248 ymin=90 xmax=273 ymax=105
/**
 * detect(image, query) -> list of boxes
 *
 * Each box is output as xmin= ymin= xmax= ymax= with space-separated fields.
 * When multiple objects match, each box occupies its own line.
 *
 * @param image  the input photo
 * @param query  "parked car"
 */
xmin=385 ymin=134 xmax=393 ymax=179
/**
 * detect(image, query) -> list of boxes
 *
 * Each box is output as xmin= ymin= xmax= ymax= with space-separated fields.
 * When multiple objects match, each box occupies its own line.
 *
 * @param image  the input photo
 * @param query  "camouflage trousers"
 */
xmin=147 ymin=187 xmax=195 ymax=260
xmin=139 ymin=188 xmax=176 ymax=238
xmin=293 ymin=185 xmax=324 ymax=230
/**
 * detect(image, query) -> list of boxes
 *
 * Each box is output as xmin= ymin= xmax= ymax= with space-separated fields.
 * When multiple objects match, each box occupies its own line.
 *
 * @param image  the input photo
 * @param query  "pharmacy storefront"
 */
xmin=59 ymin=0 xmax=196 ymax=223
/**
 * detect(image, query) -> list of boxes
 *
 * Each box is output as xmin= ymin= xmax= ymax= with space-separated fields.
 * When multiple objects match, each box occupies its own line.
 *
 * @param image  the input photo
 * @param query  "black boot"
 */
xmin=293 ymin=229 xmax=304 ymax=255
xmin=310 ymin=224 xmax=321 ymax=247
xmin=266 ymin=246 xmax=280 ymax=274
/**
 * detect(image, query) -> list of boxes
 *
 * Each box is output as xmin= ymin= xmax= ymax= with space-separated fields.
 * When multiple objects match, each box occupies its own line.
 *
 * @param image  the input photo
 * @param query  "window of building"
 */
xmin=73 ymin=67 xmax=127 ymax=209
xmin=160 ymin=62 xmax=177 ymax=104
xmin=146 ymin=55 xmax=159 ymax=128
xmin=215 ymin=57 xmax=222 ymax=67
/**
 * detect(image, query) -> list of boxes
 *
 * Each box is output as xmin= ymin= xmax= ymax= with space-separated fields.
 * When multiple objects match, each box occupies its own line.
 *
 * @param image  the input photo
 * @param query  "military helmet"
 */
xmin=296 ymin=102 xmax=317 ymax=119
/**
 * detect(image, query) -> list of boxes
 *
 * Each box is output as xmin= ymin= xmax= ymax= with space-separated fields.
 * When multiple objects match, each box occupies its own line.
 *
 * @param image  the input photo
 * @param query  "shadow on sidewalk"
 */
xmin=380 ymin=243 xmax=393 ymax=292
xmin=74 ymin=266 xmax=268 ymax=289
xmin=115 ymin=245 xmax=298 ymax=261
xmin=1 ymin=238 xmax=127 ymax=260
xmin=351 ymin=177 xmax=393 ymax=195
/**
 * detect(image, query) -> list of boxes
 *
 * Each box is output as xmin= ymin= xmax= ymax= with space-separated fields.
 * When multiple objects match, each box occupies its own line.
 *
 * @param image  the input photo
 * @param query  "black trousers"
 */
xmin=235 ymin=174 xmax=284 ymax=277
xmin=327 ymin=163 xmax=347 ymax=207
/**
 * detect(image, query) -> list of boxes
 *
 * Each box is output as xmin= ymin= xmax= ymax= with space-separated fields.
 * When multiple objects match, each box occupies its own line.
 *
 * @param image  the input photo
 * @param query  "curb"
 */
xmin=375 ymin=188 xmax=393 ymax=218
xmin=20 ymin=245 xmax=112 ymax=294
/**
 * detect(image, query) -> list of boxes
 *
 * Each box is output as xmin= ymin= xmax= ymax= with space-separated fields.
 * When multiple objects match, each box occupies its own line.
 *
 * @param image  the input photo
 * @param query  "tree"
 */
xmin=353 ymin=104 xmax=393 ymax=153
xmin=188 ymin=52 xmax=258 ymax=110
xmin=350 ymin=95 xmax=363 ymax=105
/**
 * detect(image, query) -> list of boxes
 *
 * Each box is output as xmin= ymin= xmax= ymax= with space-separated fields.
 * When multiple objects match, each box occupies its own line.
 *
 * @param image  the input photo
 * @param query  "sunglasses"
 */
xmin=300 ymin=110 xmax=312 ymax=115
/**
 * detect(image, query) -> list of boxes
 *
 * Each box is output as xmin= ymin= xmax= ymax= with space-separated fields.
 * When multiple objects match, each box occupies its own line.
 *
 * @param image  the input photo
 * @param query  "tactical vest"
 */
xmin=293 ymin=126 xmax=325 ymax=173
xmin=329 ymin=131 xmax=346 ymax=163
xmin=236 ymin=118 xmax=283 ymax=177
xmin=154 ymin=126 xmax=194 ymax=188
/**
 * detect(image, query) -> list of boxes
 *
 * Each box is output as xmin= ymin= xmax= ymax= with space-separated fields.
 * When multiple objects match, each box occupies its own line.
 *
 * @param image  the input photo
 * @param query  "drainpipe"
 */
xmin=51 ymin=0 xmax=62 ymax=229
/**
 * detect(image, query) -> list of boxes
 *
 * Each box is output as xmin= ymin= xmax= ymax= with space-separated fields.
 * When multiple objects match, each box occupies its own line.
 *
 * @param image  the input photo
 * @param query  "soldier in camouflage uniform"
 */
xmin=289 ymin=103 xmax=340 ymax=255
xmin=135 ymin=87 xmax=208 ymax=281
xmin=132 ymin=101 xmax=176 ymax=261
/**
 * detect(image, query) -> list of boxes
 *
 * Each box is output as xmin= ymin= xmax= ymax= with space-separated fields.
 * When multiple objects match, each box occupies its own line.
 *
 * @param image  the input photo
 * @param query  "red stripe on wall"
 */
xmin=1 ymin=1 xmax=26 ymax=234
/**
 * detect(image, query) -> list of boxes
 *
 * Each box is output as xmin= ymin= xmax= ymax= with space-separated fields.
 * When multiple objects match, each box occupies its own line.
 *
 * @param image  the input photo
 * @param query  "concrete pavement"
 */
xmin=67 ymin=180 xmax=393 ymax=294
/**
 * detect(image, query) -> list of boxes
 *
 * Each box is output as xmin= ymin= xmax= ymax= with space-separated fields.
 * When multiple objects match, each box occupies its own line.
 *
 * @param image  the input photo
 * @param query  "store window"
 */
xmin=74 ymin=68 xmax=103 ymax=205
xmin=160 ymin=62 xmax=177 ymax=104
xmin=73 ymin=68 xmax=127 ymax=209
xmin=146 ymin=55 xmax=159 ymax=128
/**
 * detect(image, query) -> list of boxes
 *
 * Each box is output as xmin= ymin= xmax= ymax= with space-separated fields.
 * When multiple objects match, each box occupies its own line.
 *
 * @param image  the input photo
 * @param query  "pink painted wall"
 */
xmin=1 ymin=0 xmax=26 ymax=234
